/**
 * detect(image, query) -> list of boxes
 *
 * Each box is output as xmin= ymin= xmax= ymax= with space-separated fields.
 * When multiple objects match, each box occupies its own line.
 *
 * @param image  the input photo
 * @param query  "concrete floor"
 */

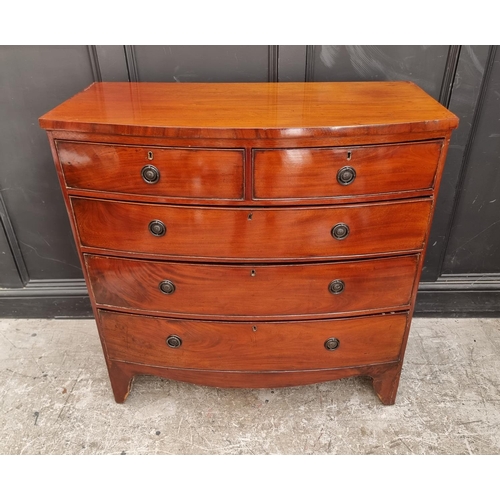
xmin=0 ymin=317 xmax=499 ymax=455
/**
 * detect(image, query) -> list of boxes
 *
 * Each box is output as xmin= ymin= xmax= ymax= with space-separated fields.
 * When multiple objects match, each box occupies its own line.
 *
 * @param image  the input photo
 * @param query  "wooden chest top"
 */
xmin=39 ymin=82 xmax=458 ymax=140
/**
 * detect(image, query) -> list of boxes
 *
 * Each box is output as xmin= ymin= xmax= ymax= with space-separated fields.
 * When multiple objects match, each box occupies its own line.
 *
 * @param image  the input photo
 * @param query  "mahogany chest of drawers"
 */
xmin=40 ymin=82 xmax=458 ymax=404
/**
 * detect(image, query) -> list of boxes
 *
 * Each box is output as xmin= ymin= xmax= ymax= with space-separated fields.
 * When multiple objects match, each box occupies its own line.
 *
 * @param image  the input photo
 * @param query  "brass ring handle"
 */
xmin=337 ymin=166 xmax=356 ymax=186
xmin=331 ymin=223 xmax=349 ymax=240
xmin=141 ymin=165 xmax=160 ymax=184
xmin=149 ymin=220 xmax=166 ymax=237
xmin=324 ymin=338 xmax=340 ymax=351
xmin=329 ymin=279 xmax=345 ymax=294
xmin=166 ymin=335 xmax=182 ymax=348
xmin=159 ymin=280 xmax=175 ymax=294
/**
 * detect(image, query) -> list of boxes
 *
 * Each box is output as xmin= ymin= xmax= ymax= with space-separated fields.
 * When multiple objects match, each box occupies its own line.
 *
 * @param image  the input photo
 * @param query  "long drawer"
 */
xmin=98 ymin=310 xmax=408 ymax=371
xmin=72 ymin=197 xmax=432 ymax=261
xmin=85 ymin=254 xmax=418 ymax=319
xmin=253 ymin=141 xmax=442 ymax=200
xmin=57 ymin=141 xmax=245 ymax=200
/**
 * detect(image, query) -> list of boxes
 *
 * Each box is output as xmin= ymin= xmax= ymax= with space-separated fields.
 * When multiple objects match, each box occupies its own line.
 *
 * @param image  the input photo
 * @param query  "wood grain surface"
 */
xmin=39 ymin=82 xmax=459 ymax=139
xmin=98 ymin=310 xmax=408 ymax=371
xmin=72 ymin=197 xmax=433 ymax=261
xmin=85 ymin=254 xmax=419 ymax=319
xmin=41 ymin=81 xmax=458 ymax=404
xmin=253 ymin=141 xmax=442 ymax=200
xmin=57 ymin=141 xmax=244 ymax=200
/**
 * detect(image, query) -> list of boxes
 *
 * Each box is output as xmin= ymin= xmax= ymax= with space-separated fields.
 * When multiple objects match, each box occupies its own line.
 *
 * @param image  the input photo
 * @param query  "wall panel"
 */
xmin=311 ymin=45 xmax=449 ymax=99
xmin=443 ymin=47 xmax=500 ymax=274
xmin=0 ymin=46 xmax=93 ymax=281
xmin=422 ymin=45 xmax=491 ymax=280
xmin=0 ymin=45 xmax=498 ymax=317
xmin=133 ymin=45 xmax=270 ymax=82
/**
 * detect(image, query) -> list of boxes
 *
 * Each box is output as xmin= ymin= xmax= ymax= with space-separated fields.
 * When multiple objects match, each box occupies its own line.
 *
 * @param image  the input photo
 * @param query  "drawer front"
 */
xmin=86 ymin=254 xmax=418 ymax=319
xmin=253 ymin=141 xmax=442 ymax=200
xmin=72 ymin=197 xmax=432 ymax=260
xmin=98 ymin=310 xmax=408 ymax=371
xmin=57 ymin=141 xmax=244 ymax=200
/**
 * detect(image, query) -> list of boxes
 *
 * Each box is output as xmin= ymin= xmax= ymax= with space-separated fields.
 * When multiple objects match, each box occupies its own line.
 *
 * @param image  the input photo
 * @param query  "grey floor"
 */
xmin=1 ymin=317 xmax=499 ymax=455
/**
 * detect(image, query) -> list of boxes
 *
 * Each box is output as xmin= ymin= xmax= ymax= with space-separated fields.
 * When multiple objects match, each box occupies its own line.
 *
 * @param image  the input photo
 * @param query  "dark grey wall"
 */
xmin=1 ymin=45 xmax=499 ymax=317
xmin=0 ymin=46 xmax=92 ymax=282
xmin=443 ymin=47 xmax=500 ymax=274
xmin=422 ymin=46 xmax=491 ymax=281
xmin=310 ymin=46 xmax=449 ymax=99
xmin=134 ymin=46 xmax=270 ymax=82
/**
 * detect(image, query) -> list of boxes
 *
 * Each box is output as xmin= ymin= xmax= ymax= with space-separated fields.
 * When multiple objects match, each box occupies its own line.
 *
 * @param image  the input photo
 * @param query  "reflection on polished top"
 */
xmin=39 ymin=82 xmax=459 ymax=139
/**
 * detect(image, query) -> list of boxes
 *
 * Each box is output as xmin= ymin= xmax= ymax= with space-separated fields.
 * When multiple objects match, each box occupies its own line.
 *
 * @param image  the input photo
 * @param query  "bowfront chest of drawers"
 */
xmin=40 ymin=82 xmax=458 ymax=404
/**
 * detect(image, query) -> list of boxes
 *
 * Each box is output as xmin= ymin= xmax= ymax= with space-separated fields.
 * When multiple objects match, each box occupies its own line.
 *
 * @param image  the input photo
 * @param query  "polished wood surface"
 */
xmin=72 ymin=197 xmax=432 ymax=261
xmin=41 ymin=82 xmax=458 ymax=404
xmin=106 ymin=359 xmax=403 ymax=404
xmin=85 ymin=254 xmax=418 ymax=319
xmin=39 ymin=82 xmax=458 ymax=139
xmin=57 ymin=141 xmax=244 ymax=200
xmin=253 ymin=141 xmax=442 ymax=200
xmin=98 ymin=310 xmax=407 ymax=371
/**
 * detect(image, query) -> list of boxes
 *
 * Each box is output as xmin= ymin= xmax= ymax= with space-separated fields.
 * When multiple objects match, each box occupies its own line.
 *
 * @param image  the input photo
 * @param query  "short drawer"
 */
xmin=85 ymin=254 xmax=418 ymax=319
xmin=56 ymin=141 xmax=244 ymax=200
xmin=98 ymin=310 xmax=408 ymax=371
xmin=253 ymin=141 xmax=442 ymax=200
xmin=72 ymin=197 xmax=432 ymax=261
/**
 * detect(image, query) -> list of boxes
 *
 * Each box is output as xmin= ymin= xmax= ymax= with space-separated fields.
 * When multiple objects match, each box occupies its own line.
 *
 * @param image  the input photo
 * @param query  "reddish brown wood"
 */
xmin=57 ymin=141 xmax=244 ymax=200
xmin=48 ymin=128 xmax=456 ymax=151
xmin=107 ymin=361 xmax=134 ymax=404
xmin=98 ymin=310 xmax=407 ymax=371
xmin=99 ymin=359 xmax=403 ymax=404
xmin=85 ymin=254 xmax=418 ymax=319
xmin=371 ymin=363 xmax=403 ymax=405
xmin=65 ymin=186 xmax=436 ymax=207
xmin=40 ymin=82 xmax=458 ymax=404
xmin=72 ymin=197 xmax=432 ymax=261
xmin=253 ymin=141 xmax=442 ymax=200
xmin=39 ymin=82 xmax=458 ymax=140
